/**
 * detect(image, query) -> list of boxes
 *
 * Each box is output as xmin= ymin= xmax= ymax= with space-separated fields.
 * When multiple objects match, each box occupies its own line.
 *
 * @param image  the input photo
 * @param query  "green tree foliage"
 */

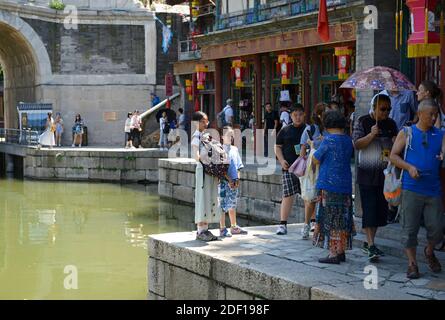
xmin=49 ymin=0 xmax=66 ymax=10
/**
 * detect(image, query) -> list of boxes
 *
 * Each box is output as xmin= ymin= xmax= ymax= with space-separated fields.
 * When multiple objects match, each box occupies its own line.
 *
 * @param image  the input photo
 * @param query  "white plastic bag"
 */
xmin=299 ymin=149 xmax=319 ymax=202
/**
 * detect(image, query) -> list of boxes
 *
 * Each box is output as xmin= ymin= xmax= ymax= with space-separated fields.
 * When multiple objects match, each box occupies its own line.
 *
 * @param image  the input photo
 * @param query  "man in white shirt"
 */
xmin=280 ymin=104 xmax=291 ymax=128
xmin=223 ymin=99 xmax=234 ymax=126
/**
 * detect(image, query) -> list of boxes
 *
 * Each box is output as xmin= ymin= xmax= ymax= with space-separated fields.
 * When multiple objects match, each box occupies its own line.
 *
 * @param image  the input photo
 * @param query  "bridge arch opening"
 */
xmin=0 ymin=13 xmax=52 ymax=130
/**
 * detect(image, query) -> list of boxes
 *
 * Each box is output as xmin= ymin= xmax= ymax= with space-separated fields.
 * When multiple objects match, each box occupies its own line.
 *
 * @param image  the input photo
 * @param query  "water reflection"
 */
xmin=0 ymin=178 xmax=260 ymax=299
xmin=0 ymin=179 xmax=192 ymax=299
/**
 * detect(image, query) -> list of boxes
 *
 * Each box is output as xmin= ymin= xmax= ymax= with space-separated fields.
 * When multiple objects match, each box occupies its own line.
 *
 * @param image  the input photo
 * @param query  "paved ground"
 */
xmin=150 ymin=224 xmax=445 ymax=300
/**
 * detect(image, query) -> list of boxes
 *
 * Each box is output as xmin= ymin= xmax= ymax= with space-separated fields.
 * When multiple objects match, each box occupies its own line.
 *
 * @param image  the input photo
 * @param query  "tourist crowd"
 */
xmin=191 ymin=80 xmax=445 ymax=280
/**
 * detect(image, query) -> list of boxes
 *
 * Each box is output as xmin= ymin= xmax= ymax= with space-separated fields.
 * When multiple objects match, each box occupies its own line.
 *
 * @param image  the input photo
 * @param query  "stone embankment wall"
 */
xmin=158 ymin=158 xmax=304 ymax=223
xmin=23 ymin=148 xmax=167 ymax=182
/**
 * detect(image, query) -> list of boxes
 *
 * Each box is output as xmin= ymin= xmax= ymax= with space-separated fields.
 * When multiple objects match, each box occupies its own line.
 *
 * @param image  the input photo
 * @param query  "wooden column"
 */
xmin=215 ymin=59 xmax=223 ymax=114
xmin=311 ymin=49 xmax=320 ymax=110
xmin=302 ymin=49 xmax=311 ymax=120
xmin=254 ymin=55 xmax=263 ymax=129
xmin=264 ymin=55 xmax=271 ymax=106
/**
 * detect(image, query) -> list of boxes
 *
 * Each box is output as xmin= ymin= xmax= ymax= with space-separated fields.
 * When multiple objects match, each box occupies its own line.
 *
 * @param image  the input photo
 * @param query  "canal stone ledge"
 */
xmin=23 ymin=147 xmax=167 ymax=182
xmin=157 ymin=158 xmax=445 ymax=265
xmin=158 ymin=158 xmax=304 ymax=224
xmin=148 ymin=224 xmax=445 ymax=300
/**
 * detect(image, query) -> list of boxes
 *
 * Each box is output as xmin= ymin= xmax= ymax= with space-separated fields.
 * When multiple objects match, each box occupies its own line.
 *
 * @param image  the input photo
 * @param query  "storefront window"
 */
xmin=321 ymin=53 xmax=332 ymax=76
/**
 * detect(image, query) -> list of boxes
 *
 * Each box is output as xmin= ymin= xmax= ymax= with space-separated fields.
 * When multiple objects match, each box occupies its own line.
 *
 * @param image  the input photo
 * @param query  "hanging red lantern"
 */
xmin=406 ymin=0 xmax=440 ymax=58
xmin=276 ymin=55 xmax=294 ymax=85
xmin=195 ymin=64 xmax=208 ymax=90
xmin=334 ymin=47 xmax=353 ymax=80
xmin=231 ymin=59 xmax=247 ymax=88
xmin=185 ymin=79 xmax=193 ymax=101
xmin=194 ymin=97 xmax=200 ymax=112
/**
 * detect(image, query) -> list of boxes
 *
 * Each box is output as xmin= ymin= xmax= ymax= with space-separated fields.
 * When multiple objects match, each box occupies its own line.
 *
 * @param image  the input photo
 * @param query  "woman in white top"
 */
xmin=124 ymin=112 xmax=133 ymax=148
xmin=159 ymin=112 xmax=168 ymax=150
xmin=39 ymin=112 xmax=56 ymax=148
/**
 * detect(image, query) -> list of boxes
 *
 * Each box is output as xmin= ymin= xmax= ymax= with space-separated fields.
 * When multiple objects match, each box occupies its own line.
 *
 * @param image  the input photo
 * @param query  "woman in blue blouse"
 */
xmin=311 ymin=111 xmax=355 ymax=264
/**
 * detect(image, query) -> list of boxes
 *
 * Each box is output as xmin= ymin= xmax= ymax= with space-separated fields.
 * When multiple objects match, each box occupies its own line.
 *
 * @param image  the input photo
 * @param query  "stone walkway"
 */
xmin=148 ymin=224 xmax=445 ymax=300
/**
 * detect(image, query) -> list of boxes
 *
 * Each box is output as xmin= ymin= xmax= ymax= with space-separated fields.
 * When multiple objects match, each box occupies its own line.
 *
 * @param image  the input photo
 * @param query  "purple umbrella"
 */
xmin=340 ymin=66 xmax=416 ymax=91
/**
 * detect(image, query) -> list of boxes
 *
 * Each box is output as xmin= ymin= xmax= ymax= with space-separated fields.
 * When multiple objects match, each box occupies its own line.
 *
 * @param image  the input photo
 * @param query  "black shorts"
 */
xmin=125 ymin=132 xmax=132 ymax=142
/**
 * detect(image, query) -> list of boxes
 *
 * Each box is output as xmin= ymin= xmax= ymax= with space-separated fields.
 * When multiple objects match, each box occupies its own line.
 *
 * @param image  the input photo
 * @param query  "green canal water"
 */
xmin=0 ymin=177 xmax=199 ymax=300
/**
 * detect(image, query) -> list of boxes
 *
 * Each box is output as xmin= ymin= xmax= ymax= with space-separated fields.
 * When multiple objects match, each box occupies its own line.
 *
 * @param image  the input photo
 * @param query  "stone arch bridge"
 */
xmin=0 ymin=0 xmax=180 ymax=145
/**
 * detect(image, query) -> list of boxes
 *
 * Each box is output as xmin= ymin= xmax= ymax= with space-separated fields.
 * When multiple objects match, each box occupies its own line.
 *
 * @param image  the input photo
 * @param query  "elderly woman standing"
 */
xmin=312 ymin=111 xmax=354 ymax=264
xmin=353 ymin=94 xmax=398 ymax=260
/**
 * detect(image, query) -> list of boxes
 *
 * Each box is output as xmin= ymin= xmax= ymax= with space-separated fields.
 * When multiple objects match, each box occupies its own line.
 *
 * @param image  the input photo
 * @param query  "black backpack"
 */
xmin=162 ymin=121 xmax=170 ymax=134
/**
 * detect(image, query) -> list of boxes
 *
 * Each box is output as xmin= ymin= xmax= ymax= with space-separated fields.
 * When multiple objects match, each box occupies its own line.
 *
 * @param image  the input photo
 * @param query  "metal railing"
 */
xmin=217 ymin=0 xmax=348 ymax=30
xmin=140 ymin=92 xmax=181 ymax=120
xmin=178 ymin=39 xmax=202 ymax=61
xmin=0 ymin=128 xmax=40 ymax=146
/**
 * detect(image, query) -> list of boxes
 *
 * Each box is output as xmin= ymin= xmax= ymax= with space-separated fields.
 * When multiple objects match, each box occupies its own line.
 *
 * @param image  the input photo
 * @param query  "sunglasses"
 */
xmin=379 ymin=108 xmax=391 ymax=112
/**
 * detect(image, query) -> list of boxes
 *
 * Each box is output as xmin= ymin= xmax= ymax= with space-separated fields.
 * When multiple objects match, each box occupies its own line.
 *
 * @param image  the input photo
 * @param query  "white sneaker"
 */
xmin=276 ymin=224 xmax=287 ymax=235
xmin=301 ymin=224 xmax=310 ymax=240
xmin=72 ymin=144 xmax=75 ymax=147
xmin=310 ymin=222 xmax=316 ymax=232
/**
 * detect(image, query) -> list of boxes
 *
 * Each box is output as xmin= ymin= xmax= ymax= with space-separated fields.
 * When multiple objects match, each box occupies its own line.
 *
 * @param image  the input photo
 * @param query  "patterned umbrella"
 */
xmin=340 ymin=66 xmax=416 ymax=91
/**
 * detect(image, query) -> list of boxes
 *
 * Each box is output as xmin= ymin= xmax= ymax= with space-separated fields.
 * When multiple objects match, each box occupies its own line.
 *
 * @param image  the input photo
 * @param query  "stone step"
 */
xmin=353 ymin=231 xmax=445 ymax=264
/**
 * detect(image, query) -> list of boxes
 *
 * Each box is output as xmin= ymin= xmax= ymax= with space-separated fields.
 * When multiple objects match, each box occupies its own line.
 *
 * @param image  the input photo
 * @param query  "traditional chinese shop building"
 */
xmin=170 ymin=0 xmax=443 ymax=128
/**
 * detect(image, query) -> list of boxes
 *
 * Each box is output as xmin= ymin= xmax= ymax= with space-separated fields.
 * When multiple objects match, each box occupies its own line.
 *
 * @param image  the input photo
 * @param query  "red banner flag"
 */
xmin=318 ymin=0 xmax=330 ymax=42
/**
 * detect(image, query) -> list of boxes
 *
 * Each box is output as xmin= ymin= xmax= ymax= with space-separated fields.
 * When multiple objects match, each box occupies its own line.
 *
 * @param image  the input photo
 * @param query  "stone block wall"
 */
xmin=24 ymin=19 xmax=146 ymax=75
xmin=23 ymin=148 xmax=167 ymax=182
xmin=158 ymin=158 xmax=305 ymax=224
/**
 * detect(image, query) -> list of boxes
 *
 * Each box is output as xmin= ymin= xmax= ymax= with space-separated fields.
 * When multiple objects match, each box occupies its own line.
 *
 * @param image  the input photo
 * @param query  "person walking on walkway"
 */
xmin=299 ymin=102 xmax=327 ymax=239
xmin=72 ymin=114 xmax=84 ymax=148
xmin=55 ymin=112 xmax=64 ymax=147
xmin=219 ymin=126 xmax=247 ymax=237
xmin=263 ymin=102 xmax=279 ymax=157
xmin=159 ymin=111 xmax=169 ymax=150
xmin=353 ymin=94 xmax=398 ymax=260
xmin=275 ymin=104 xmax=307 ymax=235
xmin=131 ymin=110 xmax=142 ymax=148
xmin=390 ymin=99 xmax=445 ymax=279
xmin=124 ymin=112 xmax=133 ymax=148
xmin=192 ymin=111 xmax=222 ymax=241
xmin=178 ymin=108 xmax=186 ymax=131
xmin=312 ymin=110 xmax=355 ymax=264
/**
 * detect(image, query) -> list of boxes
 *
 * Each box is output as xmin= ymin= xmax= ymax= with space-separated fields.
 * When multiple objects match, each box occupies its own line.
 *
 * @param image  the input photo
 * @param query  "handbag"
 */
xmin=289 ymin=156 xmax=307 ymax=177
xmin=299 ymin=149 xmax=319 ymax=202
xmin=383 ymin=126 xmax=412 ymax=206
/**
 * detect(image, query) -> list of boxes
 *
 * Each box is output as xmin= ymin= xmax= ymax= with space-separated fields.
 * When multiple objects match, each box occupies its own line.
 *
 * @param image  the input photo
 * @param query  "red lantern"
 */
xmin=406 ymin=0 xmax=440 ymax=58
xmin=334 ymin=47 xmax=353 ymax=80
xmin=276 ymin=55 xmax=294 ymax=85
xmin=195 ymin=64 xmax=208 ymax=90
xmin=185 ymin=79 xmax=193 ymax=101
xmin=231 ymin=60 xmax=247 ymax=88
xmin=194 ymin=97 xmax=200 ymax=112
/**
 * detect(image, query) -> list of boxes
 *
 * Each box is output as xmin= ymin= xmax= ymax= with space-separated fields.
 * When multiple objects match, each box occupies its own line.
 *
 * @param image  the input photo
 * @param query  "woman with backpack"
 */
xmin=299 ymin=102 xmax=327 ymax=240
xmin=219 ymin=126 xmax=248 ymax=237
xmin=192 ymin=111 xmax=223 ymax=242
xmin=159 ymin=112 xmax=169 ymax=150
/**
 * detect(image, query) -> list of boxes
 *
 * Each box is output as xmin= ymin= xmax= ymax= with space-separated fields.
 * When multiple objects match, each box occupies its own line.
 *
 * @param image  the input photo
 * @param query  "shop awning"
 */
xmin=198 ymin=22 xmax=357 ymax=61
xmin=165 ymin=0 xmax=189 ymax=5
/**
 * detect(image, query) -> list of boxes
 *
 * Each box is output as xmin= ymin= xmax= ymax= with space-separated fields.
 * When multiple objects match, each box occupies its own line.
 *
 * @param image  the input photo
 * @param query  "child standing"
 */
xmin=219 ymin=126 xmax=248 ymax=237
xmin=192 ymin=111 xmax=222 ymax=241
